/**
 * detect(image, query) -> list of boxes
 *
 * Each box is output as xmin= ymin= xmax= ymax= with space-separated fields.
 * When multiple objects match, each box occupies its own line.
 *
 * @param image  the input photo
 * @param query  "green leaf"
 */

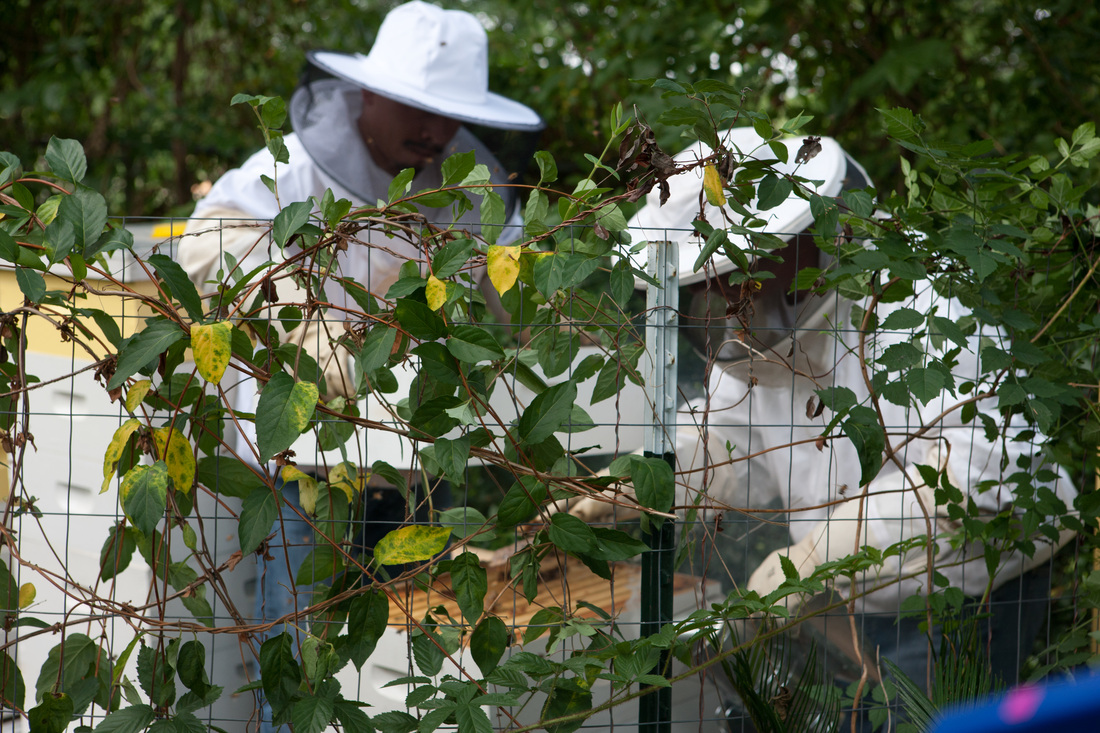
xmin=370 ymin=460 xmax=408 ymax=498
xmin=532 ymin=253 xmax=599 ymax=298
xmin=239 ymin=487 xmax=279 ymax=554
xmin=395 ymin=298 xmax=446 ymax=341
xmin=518 ymin=381 xmax=577 ymax=444
xmin=880 ymin=342 xmax=922 ymax=371
xmin=412 ymin=632 xmax=445 ymax=677
xmin=480 ymin=189 xmax=506 ymax=245
xmin=906 ymin=367 xmax=946 ymax=405
xmin=255 ymin=373 xmax=318 ymax=461
xmin=358 ymin=326 xmax=398 ymax=375
xmin=44 ymin=218 xmax=76 ymax=264
xmin=816 ymin=386 xmax=857 ymax=414
xmin=291 ymin=694 xmax=335 ymax=733
xmin=542 ymin=680 xmax=592 ymax=733
xmin=0 ymin=228 xmax=17 ymax=262
xmin=99 ymin=523 xmax=138 ymax=581
xmin=388 ymin=168 xmax=416 ymax=201
xmin=692 ymin=226 xmax=730 ymax=274
xmin=57 ymin=187 xmax=108 ymax=256
xmin=107 ymin=319 xmax=187 ymax=390
xmin=432 ymin=237 xmax=477 ymax=279
xmin=295 ymin=545 xmax=343 ymax=585
xmin=842 ymin=406 xmax=886 ymax=486
xmin=86 ymin=226 xmax=134 ymax=260
xmin=259 ymin=634 xmax=301 ymax=715
xmin=370 ymin=711 xmax=419 ymax=733
xmin=880 ymin=307 xmax=924 ymax=331
xmin=470 ymin=616 xmax=509 ymax=676
xmin=525 ymin=189 xmax=549 ymax=235
xmin=374 ymin=525 xmax=451 ymax=566
xmin=534 ymin=151 xmax=558 ymax=183
xmin=15 ymin=266 xmax=46 ymax=303
xmin=333 ymin=700 xmax=374 ymax=733
xmin=630 ymin=455 xmax=674 ymax=514
xmin=137 ymin=645 xmax=175 ymax=707
xmin=496 ymin=478 xmax=547 ymax=528
xmin=840 ymin=188 xmax=875 ymax=218
xmin=454 ymin=703 xmax=493 ymax=733
xmin=261 ymin=96 xmax=287 ymax=129
xmin=0 ymin=651 xmax=24 ymax=711
xmin=756 ymin=173 xmax=793 ymax=210
xmin=878 ymin=107 xmax=926 ymax=141
xmin=120 ymin=462 xmax=169 ymax=537
xmin=591 ymin=357 xmax=632 ymax=404
xmin=548 ymin=514 xmax=597 ymax=554
xmin=195 ymin=456 xmax=263 ymax=499
xmin=451 ymin=551 xmax=488 ymax=623
xmin=176 ymin=640 xmax=209 ymax=695
xmin=45 ymin=137 xmax=87 ymax=183
xmin=344 ymin=588 xmax=389 ymax=669
xmin=610 ymin=259 xmax=635 ymax=307
xmin=433 ymin=435 xmax=471 ymax=482
xmin=148 ymin=254 xmax=205 ymax=322
xmin=319 ymin=188 xmax=353 ymax=228
xmin=272 ymin=200 xmax=313 ymax=249
xmin=94 ymin=704 xmax=157 ymax=733
xmin=447 ymin=326 xmax=505 ymax=363
xmin=442 ymin=150 xmax=477 ymax=186
xmin=591 ymin=527 xmax=648 ymax=561
xmin=29 ymin=693 xmax=74 ymax=733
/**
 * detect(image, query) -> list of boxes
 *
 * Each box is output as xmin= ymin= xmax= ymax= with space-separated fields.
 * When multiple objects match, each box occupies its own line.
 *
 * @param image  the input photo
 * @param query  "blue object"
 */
xmin=932 ymin=671 xmax=1100 ymax=732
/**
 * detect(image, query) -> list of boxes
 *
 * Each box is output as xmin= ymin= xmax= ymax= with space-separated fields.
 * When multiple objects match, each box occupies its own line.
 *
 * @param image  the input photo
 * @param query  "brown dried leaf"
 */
xmin=795 ymin=136 xmax=822 ymax=164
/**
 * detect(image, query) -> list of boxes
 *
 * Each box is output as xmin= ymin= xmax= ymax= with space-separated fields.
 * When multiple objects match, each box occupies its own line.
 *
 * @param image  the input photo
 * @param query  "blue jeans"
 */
xmin=253 ymin=480 xmax=449 ymax=731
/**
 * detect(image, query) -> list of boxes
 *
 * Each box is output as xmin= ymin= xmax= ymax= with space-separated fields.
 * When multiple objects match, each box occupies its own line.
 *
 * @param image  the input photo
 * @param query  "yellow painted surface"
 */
xmin=0 ymin=270 xmax=162 ymax=361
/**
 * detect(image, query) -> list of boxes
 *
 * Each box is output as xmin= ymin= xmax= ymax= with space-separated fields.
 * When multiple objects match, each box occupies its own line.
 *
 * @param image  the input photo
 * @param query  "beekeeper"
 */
xmin=572 ymin=127 xmax=1077 ymax=689
xmin=177 ymin=5 xmax=542 ymax=729
xmin=180 ymin=0 xmax=542 ymax=402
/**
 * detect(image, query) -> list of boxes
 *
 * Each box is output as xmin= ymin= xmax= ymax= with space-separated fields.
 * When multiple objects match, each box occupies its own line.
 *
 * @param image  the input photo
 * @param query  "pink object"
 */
xmin=998 ymin=686 xmax=1045 ymax=724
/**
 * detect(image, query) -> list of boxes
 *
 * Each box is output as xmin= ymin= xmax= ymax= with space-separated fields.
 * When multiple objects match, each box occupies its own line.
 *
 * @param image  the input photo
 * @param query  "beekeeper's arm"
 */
xmin=565 ymin=386 xmax=769 ymax=523
xmin=747 ymin=425 xmax=1076 ymax=610
xmin=180 ymin=206 xmax=355 ymax=401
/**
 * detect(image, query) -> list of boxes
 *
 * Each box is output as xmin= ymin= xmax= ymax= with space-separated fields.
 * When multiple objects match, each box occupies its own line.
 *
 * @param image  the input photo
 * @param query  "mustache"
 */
xmin=404 ymin=141 xmax=445 ymax=157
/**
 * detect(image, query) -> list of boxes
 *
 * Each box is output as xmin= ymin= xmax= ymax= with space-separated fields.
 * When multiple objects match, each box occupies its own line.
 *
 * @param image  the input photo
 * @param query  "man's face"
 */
xmin=357 ymin=91 xmax=462 ymax=177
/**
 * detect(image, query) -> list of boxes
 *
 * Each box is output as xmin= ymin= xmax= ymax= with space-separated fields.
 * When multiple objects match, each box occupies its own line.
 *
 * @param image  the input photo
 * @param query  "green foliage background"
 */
xmin=3 ymin=0 xmax=1098 ymax=215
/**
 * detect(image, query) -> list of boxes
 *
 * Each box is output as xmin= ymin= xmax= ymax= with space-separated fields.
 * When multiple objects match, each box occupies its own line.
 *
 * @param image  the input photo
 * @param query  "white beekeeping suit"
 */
xmin=177 ymin=1 xmax=543 ymax=463
xmin=578 ymin=126 xmax=1076 ymax=643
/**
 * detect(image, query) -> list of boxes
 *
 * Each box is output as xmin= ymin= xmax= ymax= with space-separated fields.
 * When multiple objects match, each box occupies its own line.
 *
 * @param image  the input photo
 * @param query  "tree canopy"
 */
xmin=2 ymin=0 xmax=1097 ymax=216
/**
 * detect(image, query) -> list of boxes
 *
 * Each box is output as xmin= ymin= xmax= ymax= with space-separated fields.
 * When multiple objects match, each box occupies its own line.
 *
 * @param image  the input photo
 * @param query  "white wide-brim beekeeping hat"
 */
xmin=626 ymin=127 xmax=870 ymax=286
xmin=305 ymin=1 xmax=544 ymax=131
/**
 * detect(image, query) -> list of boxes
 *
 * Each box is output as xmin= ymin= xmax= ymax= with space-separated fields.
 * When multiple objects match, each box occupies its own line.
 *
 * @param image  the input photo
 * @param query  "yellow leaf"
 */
xmin=18 ymin=583 xmax=35 ymax=609
xmin=102 ymin=418 xmax=142 ymax=493
xmin=374 ymin=525 xmax=452 ymax=566
xmin=281 ymin=465 xmax=319 ymax=515
xmin=703 ymin=164 xmax=727 ymax=207
xmin=125 ymin=380 xmax=151 ymax=414
xmin=153 ymin=426 xmax=196 ymax=494
xmin=487 ymin=245 xmax=521 ymax=295
xmin=328 ymin=462 xmax=362 ymax=503
xmin=191 ymin=321 xmax=233 ymax=384
xmin=426 ymin=274 xmax=448 ymax=311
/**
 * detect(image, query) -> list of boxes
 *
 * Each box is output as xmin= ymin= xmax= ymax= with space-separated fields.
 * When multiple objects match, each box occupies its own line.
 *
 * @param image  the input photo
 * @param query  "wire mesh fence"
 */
xmin=1 ymin=122 xmax=1095 ymax=733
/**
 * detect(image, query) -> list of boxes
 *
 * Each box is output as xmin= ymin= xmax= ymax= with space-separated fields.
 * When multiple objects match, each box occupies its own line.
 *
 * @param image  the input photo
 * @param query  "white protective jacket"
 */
xmin=179 ymin=79 xmax=517 ymax=464
xmin=675 ymin=280 xmax=1077 ymax=614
